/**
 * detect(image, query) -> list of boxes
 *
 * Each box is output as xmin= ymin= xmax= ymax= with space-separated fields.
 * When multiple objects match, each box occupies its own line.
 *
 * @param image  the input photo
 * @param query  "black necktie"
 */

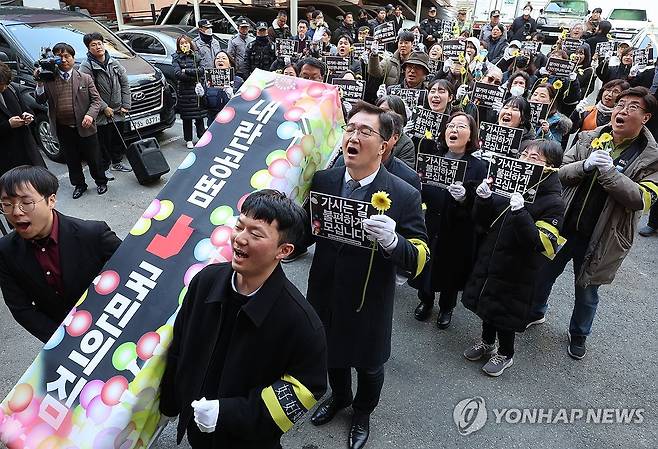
xmin=345 ymin=179 xmax=361 ymax=198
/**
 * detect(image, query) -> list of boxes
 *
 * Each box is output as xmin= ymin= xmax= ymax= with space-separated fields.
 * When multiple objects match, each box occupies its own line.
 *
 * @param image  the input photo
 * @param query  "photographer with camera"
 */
xmin=0 ymin=61 xmax=45 ymax=178
xmin=510 ymin=4 xmax=537 ymax=42
xmin=79 ymin=32 xmax=132 ymax=179
xmin=34 ymin=43 xmax=107 ymax=199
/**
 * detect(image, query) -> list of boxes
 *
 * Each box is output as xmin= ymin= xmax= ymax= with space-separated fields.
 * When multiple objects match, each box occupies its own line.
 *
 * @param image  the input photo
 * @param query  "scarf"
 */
xmin=595 ymin=101 xmax=614 ymax=116
xmin=199 ymin=32 xmax=213 ymax=44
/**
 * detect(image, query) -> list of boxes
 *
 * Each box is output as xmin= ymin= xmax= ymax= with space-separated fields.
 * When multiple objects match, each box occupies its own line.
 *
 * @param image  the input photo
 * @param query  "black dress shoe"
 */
xmin=437 ymin=309 xmax=453 ymax=329
xmin=72 ymin=185 xmax=87 ymax=199
xmin=311 ymin=395 xmax=350 ymax=426
xmin=414 ymin=302 xmax=433 ymax=321
xmin=348 ymin=413 xmax=370 ymax=449
xmin=97 ymin=184 xmax=108 ymax=195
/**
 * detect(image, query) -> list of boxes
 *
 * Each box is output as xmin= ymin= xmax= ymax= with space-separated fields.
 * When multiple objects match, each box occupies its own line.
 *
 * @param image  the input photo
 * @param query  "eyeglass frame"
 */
xmin=446 ymin=123 xmax=469 ymax=131
xmin=0 ymin=197 xmax=47 ymax=215
xmin=341 ymin=123 xmax=386 ymax=140
xmin=613 ymin=101 xmax=647 ymax=113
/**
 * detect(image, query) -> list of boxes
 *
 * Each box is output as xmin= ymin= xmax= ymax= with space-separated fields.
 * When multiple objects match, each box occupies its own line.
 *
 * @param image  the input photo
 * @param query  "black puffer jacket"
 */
xmin=246 ymin=36 xmax=277 ymax=75
xmin=172 ymin=51 xmax=207 ymax=120
xmin=462 ymin=171 xmax=565 ymax=332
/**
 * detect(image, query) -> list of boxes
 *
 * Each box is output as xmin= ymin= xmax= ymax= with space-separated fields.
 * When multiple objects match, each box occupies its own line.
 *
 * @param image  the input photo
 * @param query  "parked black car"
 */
xmin=0 ymin=7 xmax=176 ymax=162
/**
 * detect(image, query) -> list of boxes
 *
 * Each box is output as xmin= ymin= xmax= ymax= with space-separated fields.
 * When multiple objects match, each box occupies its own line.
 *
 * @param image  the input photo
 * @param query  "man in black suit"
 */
xmin=307 ymin=101 xmax=428 ymax=449
xmin=0 ymin=165 xmax=121 ymax=342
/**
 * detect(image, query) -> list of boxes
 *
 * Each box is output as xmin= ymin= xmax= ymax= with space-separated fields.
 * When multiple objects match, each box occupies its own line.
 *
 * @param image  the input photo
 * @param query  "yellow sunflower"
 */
xmin=424 ymin=130 xmax=433 ymax=140
xmin=458 ymin=53 xmax=466 ymax=64
xmin=371 ymin=191 xmax=392 ymax=212
xmin=540 ymin=77 xmax=548 ymax=84
xmin=553 ymin=79 xmax=563 ymax=90
xmin=599 ymin=132 xmax=613 ymax=143
xmin=591 ymin=138 xmax=602 ymax=149
xmin=460 ymin=67 xmax=467 ymax=75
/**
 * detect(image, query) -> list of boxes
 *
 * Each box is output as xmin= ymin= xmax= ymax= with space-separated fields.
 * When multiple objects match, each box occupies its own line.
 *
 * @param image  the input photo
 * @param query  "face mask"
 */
xmin=510 ymin=85 xmax=525 ymax=97
xmin=201 ymin=28 xmax=213 ymax=36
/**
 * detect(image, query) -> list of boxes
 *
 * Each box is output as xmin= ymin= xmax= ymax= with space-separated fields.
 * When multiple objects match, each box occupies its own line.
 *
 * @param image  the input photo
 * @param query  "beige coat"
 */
xmin=559 ymin=125 xmax=658 ymax=287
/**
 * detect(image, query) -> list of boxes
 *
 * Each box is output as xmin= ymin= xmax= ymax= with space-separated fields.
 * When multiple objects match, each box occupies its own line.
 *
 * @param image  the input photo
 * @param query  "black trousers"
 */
xmin=419 ymin=289 xmax=459 ymax=310
xmin=329 ymin=365 xmax=385 ymax=415
xmin=57 ymin=125 xmax=107 ymax=187
xmin=482 ymin=321 xmax=515 ymax=357
xmin=648 ymin=204 xmax=658 ymax=229
xmin=183 ymin=118 xmax=206 ymax=142
xmin=97 ymin=122 xmax=125 ymax=168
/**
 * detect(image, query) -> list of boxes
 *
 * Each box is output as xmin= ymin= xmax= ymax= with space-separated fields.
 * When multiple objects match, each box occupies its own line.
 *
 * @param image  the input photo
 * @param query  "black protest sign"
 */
xmin=331 ymin=78 xmax=366 ymax=104
xmin=487 ymin=154 xmax=545 ymax=203
xmin=389 ymin=87 xmax=428 ymax=110
xmin=633 ymin=48 xmax=649 ymax=67
xmin=205 ymin=68 xmax=234 ymax=87
xmin=472 ymin=82 xmax=506 ymax=108
xmin=309 ymin=191 xmax=376 ymax=248
xmin=595 ymin=41 xmax=618 ymax=59
xmin=529 ymin=101 xmax=549 ymax=125
xmin=562 ymin=38 xmax=583 ymax=55
xmin=479 ymin=122 xmax=524 ymax=157
xmin=545 ymin=57 xmax=576 ymax=77
xmin=443 ymin=39 xmax=466 ymax=59
xmin=522 ymin=41 xmax=541 ymax=55
xmin=352 ymin=37 xmax=375 ymax=54
xmin=374 ymin=22 xmax=396 ymax=44
xmin=411 ymin=107 xmax=448 ymax=139
xmin=275 ymin=38 xmax=299 ymax=57
xmin=323 ymin=56 xmax=351 ymax=75
xmin=442 ymin=19 xmax=456 ymax=36
xmin=428 ymin=58 xmax=442 ymax=75
xmin=416 ymin=153 xmax=467 ymax=188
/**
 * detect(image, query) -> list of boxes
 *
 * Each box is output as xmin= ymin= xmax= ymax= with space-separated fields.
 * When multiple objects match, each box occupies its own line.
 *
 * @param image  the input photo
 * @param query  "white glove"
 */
xmin=191 ymin=397 xmax=219 ymax=433
xmin=538 ymin=67 xmax=549 ymax=75
xmin=584 ymin=149 xmax=614 ymax=172
xmin=569 ymin=72 xmax=577 ymax=81
xmin=371 ymin=39 xmax=380 ymax=55
xmin=363 ymin=214 xmax=398 ymax=251
xmin=361 ymin=50 xmax=369 ymax=63
xmin=194 ymin=82 xmax=205 ymax=97
xmin=224 ymin=86 xmax=234 ymax=98
xmin=591 ymin=58 xmax=599 ymax=70
xmin=343 ymin=101 xmax=353 ymax=113
xmin=476 ymin=179 xmax=492 ymax=198
xmin=608 ymin=55 xmax=620 ymax=67
xmin=456 ymin=84 xmax=469 ymax=99
xmin=443 ymin=58 xmax=454 ymax=72
xmin=284 ymin=55 xmax=291 ymax=66
xmin=376 ymin=84 xmax=387 ymax=98
xmin=447 ymin=182 xmax=466 ymax=202
xmin=510 ymin=192 xmax=525 ymax=211
xmin=629 ymin=64 xmax=639 ymax=77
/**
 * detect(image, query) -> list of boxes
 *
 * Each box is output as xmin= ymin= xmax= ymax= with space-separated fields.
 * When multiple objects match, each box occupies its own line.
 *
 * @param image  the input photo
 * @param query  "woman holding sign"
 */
xmin=204 ymin=51 xmax=244 ymax=124
xmin=530 ymin=83 xmax=572 ymax=145
xmin=173 ymin=35 xmax=207 ymax=150
xmin=411 ymin=112 xmax=487 ymax=330
xmin=498 ymin=96 xmax=536 ymax=143
xmin=462 ymin=139 xmax=565 ymax=377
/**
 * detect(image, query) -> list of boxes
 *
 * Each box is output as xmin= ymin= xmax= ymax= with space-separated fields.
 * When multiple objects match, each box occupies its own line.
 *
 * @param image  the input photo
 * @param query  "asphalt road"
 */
xmin=0 ymin=122 xmax=656 ymax=449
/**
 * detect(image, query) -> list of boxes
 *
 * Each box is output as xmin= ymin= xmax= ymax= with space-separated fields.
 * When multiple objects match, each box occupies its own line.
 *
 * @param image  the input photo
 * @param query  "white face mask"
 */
xmin=201 ymin=28 xmax=213 ymax=36
xmin=510 ymin=85 xmax=525 ymax=97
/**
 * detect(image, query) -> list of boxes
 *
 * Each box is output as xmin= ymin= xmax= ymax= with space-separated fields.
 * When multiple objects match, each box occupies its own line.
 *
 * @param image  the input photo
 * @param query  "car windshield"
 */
xmin=543 ymin=1 xmax=588 ymax=15
xmin=6 ymin=20 xmax=134 ymax=62
xmin=609 ymin=9 xmax=647 ymax=21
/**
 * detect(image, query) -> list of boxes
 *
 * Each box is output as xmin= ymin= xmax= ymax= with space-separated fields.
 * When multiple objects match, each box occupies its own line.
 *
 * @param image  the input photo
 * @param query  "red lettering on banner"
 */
xmin=146 ymin=215 xmax=194 ymax=259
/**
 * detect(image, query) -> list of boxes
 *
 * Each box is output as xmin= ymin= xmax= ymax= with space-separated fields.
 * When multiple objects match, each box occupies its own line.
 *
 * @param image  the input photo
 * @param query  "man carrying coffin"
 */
xmin=160 ymin=189 xmax=327 ymax=449
xmin=307 ymin=101 xmax=428 ymax=449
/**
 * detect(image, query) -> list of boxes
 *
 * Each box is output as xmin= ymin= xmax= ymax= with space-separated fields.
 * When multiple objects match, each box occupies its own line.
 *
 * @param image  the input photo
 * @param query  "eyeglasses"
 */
xmin=446 ymin=123 xmax=469 ymax=131
xmin=0 ymin=197 xmax=46 ymax=214
xmin=614 ymin=102 xmax=646 ymax=113
xmin=342 ymin=124 xmax=384 ymax=139
xmin=485 ymin=76 xmax=501 ymax=85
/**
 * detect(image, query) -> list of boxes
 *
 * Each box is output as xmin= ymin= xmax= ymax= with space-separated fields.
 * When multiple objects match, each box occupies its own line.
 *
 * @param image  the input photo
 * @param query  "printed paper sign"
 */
xmin=309 ymin=191 xmax=376 ymax=248
xmin=487 ymin=153 xmax=545 ymax=203
xmin=416 ymin=153 xmax=467 ymax=188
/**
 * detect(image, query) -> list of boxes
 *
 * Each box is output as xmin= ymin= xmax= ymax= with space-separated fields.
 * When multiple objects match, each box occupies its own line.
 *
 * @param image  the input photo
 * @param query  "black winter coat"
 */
xmin=409 ymin=151 xmax=487 ymax=294
xmin=246 ymin=37 xmax=277 ymax=75
xmin=160 ymin=263 xmax=327 ymax=449
xmin=462 ymin=171 xmax=565 ymax=332
xmin=173 ymin=51 xmax=207 ymax=120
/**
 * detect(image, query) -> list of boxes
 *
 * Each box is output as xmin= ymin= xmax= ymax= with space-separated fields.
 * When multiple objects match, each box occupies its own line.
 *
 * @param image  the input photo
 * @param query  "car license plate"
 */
xmin=130 ymin=114 xmax=160 ymax=130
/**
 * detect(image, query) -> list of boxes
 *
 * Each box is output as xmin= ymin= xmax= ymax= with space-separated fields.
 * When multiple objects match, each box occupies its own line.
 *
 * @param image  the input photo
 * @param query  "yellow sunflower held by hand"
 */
xmin=553 ymin=79 xmax=563 ymax=90
xmin=599 ymin=132 xmax=613 ymax=143
xmin=591 ymin=137 xmax=602 ymax=149
xmin=371 ymin=191 xmax=392 ymax=213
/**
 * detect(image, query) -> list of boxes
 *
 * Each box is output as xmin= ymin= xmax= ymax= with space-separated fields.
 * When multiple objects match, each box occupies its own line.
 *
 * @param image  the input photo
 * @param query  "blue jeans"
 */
xmin=533 ymin=233 xmax=601 ymax=337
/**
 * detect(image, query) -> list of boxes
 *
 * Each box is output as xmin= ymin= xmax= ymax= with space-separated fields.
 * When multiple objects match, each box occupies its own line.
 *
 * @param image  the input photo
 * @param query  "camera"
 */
xmin=34 ymin=47 xmax=61 ymax=82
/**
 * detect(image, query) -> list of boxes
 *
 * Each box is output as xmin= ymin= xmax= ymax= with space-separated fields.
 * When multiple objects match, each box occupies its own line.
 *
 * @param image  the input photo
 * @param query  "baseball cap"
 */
xmin=256 ymin=21 xmax=268 ymax=30
xmin=198 ymin=19 xmax=212 ymax=28
xmin=429 ymin=6 xmax=437 ymax=12
xmin=490 ymin=9 xmax=500 ymax=17
xmin=237 ymin=18 xmax=250 ymax=27
xmin=458 ymin=8 xmax=467 ymax=14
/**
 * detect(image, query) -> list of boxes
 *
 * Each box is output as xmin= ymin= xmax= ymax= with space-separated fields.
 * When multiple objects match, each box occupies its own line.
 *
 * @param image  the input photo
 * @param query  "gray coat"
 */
xmin=227 ymin=33 xmax=255 ymax=77
xmin=79 ymin=55 xmax=130 ymax=125
xmin=192 ymin=35 xmax=223 ymax=70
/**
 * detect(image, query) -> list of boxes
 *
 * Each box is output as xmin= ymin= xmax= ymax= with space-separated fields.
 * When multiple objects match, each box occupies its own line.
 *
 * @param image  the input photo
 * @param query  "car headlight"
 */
xmin=537 ymin=17 xmax=547 ymax=26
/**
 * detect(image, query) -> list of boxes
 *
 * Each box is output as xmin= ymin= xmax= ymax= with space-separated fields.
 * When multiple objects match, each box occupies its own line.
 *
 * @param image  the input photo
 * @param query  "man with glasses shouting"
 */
xmin=306 ymin=101 xmax=428 ymax=449
xmin=0 ymin=165 xmax=120 ymax=342
xmin=531 ymin=87 xmax=658 ymax=360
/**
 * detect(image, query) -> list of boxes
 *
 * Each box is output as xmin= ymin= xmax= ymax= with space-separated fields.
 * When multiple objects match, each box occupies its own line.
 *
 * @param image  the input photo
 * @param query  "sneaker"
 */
xmin=525 ymin=316 xmax=546 ymax=329
xmin=104 ymin=170 xmax=115 ymax=181
xmin=639 ymin=225 xmax=657 ymax=237
xmin=567 ymin=333 xmax=587 ymax=359
xmin=186 ymin=141 xmax=194 ymax=149
xmin=463 ymin=341 xmax=497 ymax=361
xmin=281 ymin=247 xmax=308 ymax=263
xmin=482 ymin=354 xmax=514 ymax=377
xmin=111 ymin=162 xmax=132 ymax=172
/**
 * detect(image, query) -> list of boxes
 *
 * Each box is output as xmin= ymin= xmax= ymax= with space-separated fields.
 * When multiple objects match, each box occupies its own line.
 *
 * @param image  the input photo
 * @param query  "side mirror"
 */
xmin=0 ymin=51 xmax=8 ymax=62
